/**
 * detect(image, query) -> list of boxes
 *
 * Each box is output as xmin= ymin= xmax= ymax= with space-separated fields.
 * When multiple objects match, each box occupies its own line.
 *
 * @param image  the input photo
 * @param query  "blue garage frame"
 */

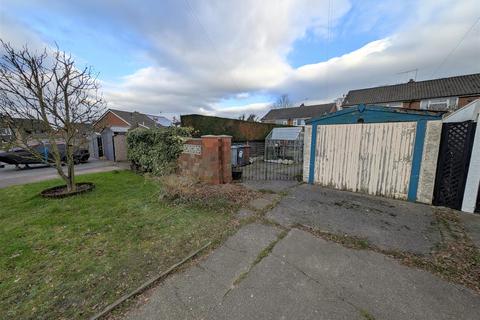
xmin=305 ymin=105 xmax=444 ymax=202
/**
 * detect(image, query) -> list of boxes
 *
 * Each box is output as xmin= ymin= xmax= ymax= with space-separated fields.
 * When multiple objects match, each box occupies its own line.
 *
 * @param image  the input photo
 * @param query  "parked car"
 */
xmin=0 ymin=144 xmax=89 ymax=168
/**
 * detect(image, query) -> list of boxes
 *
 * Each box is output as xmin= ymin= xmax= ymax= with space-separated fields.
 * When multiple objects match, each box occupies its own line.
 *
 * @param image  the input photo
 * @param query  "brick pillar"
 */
xmin=219 ymin=135 xmax=232 ymax=184
xmin=201 ymin=135 xmax=221 ymax=184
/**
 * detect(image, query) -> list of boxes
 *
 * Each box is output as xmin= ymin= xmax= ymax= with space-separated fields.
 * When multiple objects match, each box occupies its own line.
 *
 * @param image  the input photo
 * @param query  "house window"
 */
xmin=420 ymin=97 xmax=458 ymax=111
xmin=371 ymin=102 xmax=403 ymax=108
xmin=294 ymin=119 xmax=306 ymax=126
xmin=282 ymin=120 xmax=288 ymax=125
xmin=1 ymin=128 xmax=12 ymax=135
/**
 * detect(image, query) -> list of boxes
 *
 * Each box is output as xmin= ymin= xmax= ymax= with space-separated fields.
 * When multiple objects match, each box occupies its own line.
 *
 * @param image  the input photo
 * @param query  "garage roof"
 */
xmin=307 ymin=104 xmax=444 ymax=125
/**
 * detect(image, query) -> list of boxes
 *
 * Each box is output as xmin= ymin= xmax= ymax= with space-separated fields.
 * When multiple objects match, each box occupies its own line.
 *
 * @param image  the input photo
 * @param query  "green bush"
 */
xmin=126 ymin=127 xmax=192 ymax=175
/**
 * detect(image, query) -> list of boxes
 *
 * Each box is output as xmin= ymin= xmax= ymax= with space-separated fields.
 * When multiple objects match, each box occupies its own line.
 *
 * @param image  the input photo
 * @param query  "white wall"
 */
xmin=303 ymin=125 xmax=311 ymax=182
xmin=417 ymin=121 xmax=442 ymax=204
xmin=462 ymin=119 xmax=480 ymax=213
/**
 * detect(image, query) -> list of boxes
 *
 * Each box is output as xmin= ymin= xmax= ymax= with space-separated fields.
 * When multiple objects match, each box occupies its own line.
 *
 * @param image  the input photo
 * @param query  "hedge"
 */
xmin=126 ymin=126 xmax=192 ymax=175
xmin=180 ymin=114 xmax=286 ymax=142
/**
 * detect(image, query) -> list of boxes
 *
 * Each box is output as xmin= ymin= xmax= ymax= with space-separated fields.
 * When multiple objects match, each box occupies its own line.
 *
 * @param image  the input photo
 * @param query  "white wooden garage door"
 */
xmin=313 ymin=122 xmax=417 ymax=199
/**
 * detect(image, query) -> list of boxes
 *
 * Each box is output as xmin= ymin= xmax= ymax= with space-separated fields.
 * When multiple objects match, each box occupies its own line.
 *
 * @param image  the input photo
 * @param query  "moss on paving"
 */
xmin=232 ymin=230 xmax=288 ymax=287
xmin=0 ymin=171 xmax=237 ymax=320
xmin=359 ymin=309 xmax=376 ymax=320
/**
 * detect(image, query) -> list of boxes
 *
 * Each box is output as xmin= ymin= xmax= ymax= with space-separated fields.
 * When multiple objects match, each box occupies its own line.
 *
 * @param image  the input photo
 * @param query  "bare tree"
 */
xmin=273 ymin=94 xmax=292 ymax=109
xmin=246 ymin=113 xmax=257 ymax=122
xmin=238 ymin=113 xmax=257 ymax=122
xmin=0 ymin=40 xmax=105 ymax=192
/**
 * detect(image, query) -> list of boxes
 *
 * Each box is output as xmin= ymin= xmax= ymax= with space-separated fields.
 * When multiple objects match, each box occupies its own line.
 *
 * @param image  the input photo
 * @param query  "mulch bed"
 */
xmin=40 ymin=182 xmax=95 ymax=199
xmin=159 ymin=175 xmax=258 ymax=209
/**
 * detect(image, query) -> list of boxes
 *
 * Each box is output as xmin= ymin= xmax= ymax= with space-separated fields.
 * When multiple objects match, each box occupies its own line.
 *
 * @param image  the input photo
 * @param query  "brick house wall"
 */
xmin=94 ymin=112 xmax=129 ymax=131
xmin=402 ymin=101 xmax=421 ymax=109
xmin=401 ymin=95 xmax=480 ymax=111
xmin=458 ymin=96 xmax=480 ymax=108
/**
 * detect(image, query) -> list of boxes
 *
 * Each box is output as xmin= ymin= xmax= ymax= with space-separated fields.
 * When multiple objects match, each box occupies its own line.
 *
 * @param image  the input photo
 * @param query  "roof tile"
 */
xmin=343 ymin=73 xmax=480 ymax=106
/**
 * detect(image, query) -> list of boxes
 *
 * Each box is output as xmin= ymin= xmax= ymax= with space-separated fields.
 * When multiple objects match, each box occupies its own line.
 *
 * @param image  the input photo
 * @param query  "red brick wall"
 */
xmin=94 ymin=111 xmax=129 ymax=131
xmin=402 ymin=96 xmax=480 ymax=110
xmin=219 ymin=136 xmax=232 ymax=184
xmin=177 ymin=138 xmax=203 ymax=179
xmin=403 ymin=101 xmax=421 ymax=109
xmin=458 ymin=96 xmax=480 ymax=108
xmin=177 ymin=135 xmax=232 ymax=184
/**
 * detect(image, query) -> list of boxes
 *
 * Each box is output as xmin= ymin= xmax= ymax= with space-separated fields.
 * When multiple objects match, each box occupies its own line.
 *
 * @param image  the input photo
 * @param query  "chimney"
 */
xmin=408 ymin=79 xmax=415 ymax=83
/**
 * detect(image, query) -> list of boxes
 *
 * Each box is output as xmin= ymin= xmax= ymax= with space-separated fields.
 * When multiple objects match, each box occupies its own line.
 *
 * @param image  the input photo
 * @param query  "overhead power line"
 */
xmin=182 ymin=0 xmax=244 ymax=94
xmin=431 ymin=16 xmax=480 ymax=77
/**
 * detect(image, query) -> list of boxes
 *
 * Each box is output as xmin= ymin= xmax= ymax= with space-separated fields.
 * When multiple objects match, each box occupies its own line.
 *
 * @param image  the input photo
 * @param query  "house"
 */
xmin=1 ymin=117 xmax=93 ymax=149
xmin=342 ymin=73 xmax=480 ymax=111
xmin=261 ymin=103 xmax=336 ymax=126
xmin=0 ymin=117 xmax=48 ymax=144
xmin=92 ymin=109 xmax=171 ymax=161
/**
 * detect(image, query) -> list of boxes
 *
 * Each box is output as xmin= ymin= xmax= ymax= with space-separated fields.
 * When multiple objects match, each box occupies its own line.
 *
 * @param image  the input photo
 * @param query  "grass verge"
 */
xmin=0 ymin=170 xmax=240 ymax=319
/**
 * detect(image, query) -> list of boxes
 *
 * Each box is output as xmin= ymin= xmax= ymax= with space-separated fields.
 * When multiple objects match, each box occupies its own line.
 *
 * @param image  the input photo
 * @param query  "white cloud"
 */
xmin=1 ymin=0 xmax=479 ymax=120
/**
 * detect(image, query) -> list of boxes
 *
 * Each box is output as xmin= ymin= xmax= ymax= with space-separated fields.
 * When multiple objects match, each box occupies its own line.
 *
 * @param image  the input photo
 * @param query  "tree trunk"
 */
xmin=66 ymin=144 xmax=76 ymax=192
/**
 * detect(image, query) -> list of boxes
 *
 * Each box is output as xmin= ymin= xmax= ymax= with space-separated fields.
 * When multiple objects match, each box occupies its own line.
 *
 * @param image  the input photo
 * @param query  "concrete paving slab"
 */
xmin=126 ymin=223 xmax=281 ymax=320
xmin=199 ymin=223 xmax=281 ymax=284
xmin=126 ymin=227 xmax=480 ymax=320
xmin=216 ymin=251 xmax=358 ymax=319
xmin=248 ymin=197 xmax=275 ymax=211
xmin=235 ymin=208 xmax=256 ymax=219
xmin=265 ymin=229 xmax=480 ymax=320
xmin=460 ymin=212 xmax=480 ymax=248
xmin=267 ymin=184 xmax=440 ymax=254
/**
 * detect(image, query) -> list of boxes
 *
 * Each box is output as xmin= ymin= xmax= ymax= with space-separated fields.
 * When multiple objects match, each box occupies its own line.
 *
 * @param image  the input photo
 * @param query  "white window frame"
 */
xmin=428 ymin=98 xmax=449 ymax=110
xmin=0 ymin=127 xmax=12 ymax=135
xmin=295 ymin=119 xmax=306 ymax=126
xmin=421 ymin=97 xmax=458 ymax=111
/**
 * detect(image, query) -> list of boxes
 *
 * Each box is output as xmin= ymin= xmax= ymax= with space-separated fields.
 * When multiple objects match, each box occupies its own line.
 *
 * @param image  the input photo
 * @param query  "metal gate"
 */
xmin=235 ymin=138 xmax=304 ymax=181
xmin=433 ymin=121 xmax=476 ymax=210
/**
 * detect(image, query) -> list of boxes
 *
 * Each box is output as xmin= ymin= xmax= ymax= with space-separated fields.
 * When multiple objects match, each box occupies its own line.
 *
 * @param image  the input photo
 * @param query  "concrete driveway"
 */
xmin=125 ymin=185 xmax=480 ymax=320
xmin=126 ymin=224 xmax=479 ymax=320
xmin=267 ymin=184 xmax=440 ymax=254
xmin=0 ymin=160 xmax=126 ymax=188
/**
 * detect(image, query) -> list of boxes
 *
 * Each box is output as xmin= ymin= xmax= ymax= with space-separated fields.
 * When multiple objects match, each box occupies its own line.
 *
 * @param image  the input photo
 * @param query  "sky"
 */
xmin=0 ymin=0 xmax=479 ymax=120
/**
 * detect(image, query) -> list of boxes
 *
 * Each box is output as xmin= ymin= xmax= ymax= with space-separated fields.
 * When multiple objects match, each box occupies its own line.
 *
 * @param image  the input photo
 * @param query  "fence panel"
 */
xmin=433 ymin=121 xmax=476 ymax=209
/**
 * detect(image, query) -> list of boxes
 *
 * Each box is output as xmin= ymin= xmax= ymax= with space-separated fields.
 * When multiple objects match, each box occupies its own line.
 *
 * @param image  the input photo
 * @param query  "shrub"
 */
xmin=126 ymin=126 xmax=192 ymax=175
xmin=159 ymin=174 xmax=258 ymax=210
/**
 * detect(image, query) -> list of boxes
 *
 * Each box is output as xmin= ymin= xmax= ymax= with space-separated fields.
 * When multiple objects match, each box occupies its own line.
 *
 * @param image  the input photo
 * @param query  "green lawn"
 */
xmin=0 ymin=170 xmax=237 ymax=319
